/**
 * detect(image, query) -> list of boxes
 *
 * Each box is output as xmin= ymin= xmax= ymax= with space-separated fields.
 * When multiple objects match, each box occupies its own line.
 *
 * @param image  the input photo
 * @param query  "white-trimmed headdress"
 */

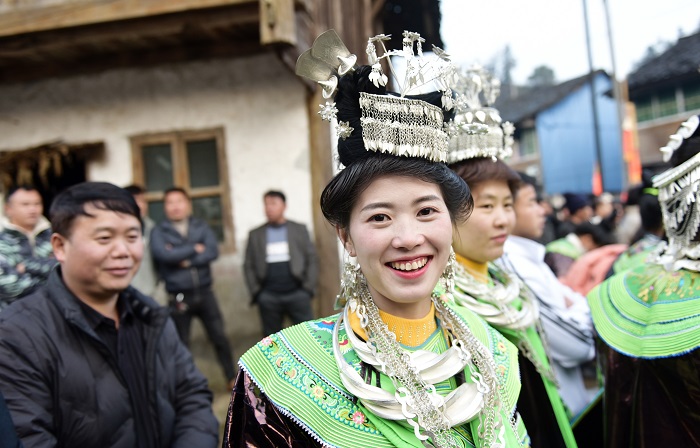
xmin=445 ymin=65 xmax=514 ymax=163
xmin=295 ymin=30 xmax=456 ymax=164
xmin=651 ymin=114 xmax=700 ymax=271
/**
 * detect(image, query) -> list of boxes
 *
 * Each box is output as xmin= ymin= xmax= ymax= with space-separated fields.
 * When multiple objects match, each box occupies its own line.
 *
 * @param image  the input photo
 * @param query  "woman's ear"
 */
xmin=336 ymin=227 xmax=356 ymax=257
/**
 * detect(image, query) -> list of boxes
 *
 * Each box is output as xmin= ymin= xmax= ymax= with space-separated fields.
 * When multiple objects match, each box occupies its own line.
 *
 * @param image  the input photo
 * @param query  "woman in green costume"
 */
xmin=222 ymin=31 xmax=528 ymax=448
xmin=444 ymin=66 xmax=579 ymax=448
xmin=587 ymin=114 xmax=700 ymax=446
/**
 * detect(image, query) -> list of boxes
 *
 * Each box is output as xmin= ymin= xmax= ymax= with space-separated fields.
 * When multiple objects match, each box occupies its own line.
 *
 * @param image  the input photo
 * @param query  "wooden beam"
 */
xmin=307 ymin=86 xmax=340 ymax=319
xmin=0 ymin=0 xmax=256 ymax=37
xmin=260 ymin=0 xmax=296 ymax=46
xmin=0 ymin=38 xmax=264 ymax=84
xmin=0 ymin=3 xmax=259 ymax=59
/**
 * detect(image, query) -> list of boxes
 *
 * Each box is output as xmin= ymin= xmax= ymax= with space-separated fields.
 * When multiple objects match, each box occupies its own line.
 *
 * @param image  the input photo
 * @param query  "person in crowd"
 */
xmin=610 ymin=173 xmax=665 ymax=276
xmin=614 ymin=185 xmax=643 ymax=245
xmin=150 ymin=187 xmax=236 ymax=387
xmin=0 ymin=185 xmax=56 ymax=310
xmin=447 ymin=67 xmax=577 ymax=447
xmin=0 ymin=182 xmax=218 ymax=447
xmin=587 ymin=114 xmax=700 ymax=446
xmin=124 ymin=184 xmax=158 ymax=297
xmin=539 ymin=195 xmax=559 ymax=245
xmin=545 ymin=221 xmax=615 ymax=278
xmin=223 ymin=30 xmax=528 ymax=447
xmin=244 ymin=190 xmax=319 ymax=336
xmin=591 ymin=193 xmax=614 ymax=225
xmin=556 ymin=193 xmax=593 ymax=239
xmin=498 ymin=172 xmax=596 ymax=421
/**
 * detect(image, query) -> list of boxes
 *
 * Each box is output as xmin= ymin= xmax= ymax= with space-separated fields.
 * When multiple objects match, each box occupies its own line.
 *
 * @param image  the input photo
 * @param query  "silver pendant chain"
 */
xmin=452 ymin=263 xmax=559 ymax=386
xmin=346 ymin=278 xmax=520 ymax=447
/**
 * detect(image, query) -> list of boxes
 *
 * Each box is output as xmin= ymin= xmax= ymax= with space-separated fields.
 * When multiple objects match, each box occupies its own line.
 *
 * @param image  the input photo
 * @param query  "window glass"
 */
xmin=635 ymin=96 xmax=653 ymax=122
xmin=684 ymin=84 xmax=700 ymax=111
xmin=142 ymin=144 xmax=173 ymax=192
xmin=187 ymin=139 xmax=220 ymax=188
xmin=147 ymin=200 xmax=165 ymax=227
xmin=657 ymin=89 xmax=678 ymax=117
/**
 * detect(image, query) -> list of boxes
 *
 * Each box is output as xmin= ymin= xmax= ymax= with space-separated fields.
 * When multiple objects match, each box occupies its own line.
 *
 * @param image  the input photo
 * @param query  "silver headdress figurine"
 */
xmin=295 ymin=29 xmax=456 ymax=163
xmin=651 ymin=114 xmax=700 ymax=271
xmin=445 ymin=65 xmax=515 ymax=163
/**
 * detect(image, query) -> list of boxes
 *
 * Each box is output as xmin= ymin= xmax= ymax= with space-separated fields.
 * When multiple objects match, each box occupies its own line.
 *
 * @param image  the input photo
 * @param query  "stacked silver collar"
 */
xmin=332 ymin=275 xmax=517 ymax=447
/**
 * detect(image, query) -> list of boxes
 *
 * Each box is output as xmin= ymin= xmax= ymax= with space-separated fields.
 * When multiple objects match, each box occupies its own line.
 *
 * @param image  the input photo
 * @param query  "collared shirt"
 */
xmin=79 ymin=294 xmax=157 ymax=448
xmin=499 ymin=235 xmax=596 ymax=415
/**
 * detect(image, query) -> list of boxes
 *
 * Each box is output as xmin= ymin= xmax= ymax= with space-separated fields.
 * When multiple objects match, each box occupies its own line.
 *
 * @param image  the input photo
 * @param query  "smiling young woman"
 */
xmin=446 ymin=67 xmax=578 ymax=448
xmin=222 ymin=31 xmax=529 ymax=448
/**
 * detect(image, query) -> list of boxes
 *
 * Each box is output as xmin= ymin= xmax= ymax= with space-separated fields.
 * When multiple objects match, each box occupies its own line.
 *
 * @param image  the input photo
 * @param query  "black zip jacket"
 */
xmin=0 ymin=269 xmax=218 ymax=447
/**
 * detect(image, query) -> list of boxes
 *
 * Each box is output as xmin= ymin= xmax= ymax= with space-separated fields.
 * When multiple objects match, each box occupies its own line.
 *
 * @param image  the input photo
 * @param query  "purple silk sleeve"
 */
xmin=221 ymin=370 xmax=323 ymax=448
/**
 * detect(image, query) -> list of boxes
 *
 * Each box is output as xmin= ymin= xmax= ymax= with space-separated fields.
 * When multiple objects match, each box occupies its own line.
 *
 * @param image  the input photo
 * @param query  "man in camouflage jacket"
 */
xmin=0 ymin=186 xmax=56 ymax=310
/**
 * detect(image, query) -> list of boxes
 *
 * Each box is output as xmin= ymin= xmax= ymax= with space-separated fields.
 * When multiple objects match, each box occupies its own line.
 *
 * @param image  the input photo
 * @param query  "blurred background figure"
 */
xmin=124 ymin=185 xmax=159 ymax=298
xmin=244 ymin=190 xmax=318 ymax=337
xmin=499 ymin=172 xmax=597 ymax=424
xmin=610 ymin=172 xmax=666 ymax=276
xmin=556 ymin=193 xmax=594 ymax=239
xmin=0 ymin=185 xmax=56 ymax=311
xmin=545 ymin=221 xmax=616 ymax=278
xmin=150 ymin=187 xmax=236 ymax=388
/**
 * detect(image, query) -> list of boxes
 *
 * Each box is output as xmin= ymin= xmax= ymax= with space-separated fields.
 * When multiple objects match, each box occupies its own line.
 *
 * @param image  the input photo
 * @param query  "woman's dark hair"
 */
xmin=669 ymin=125 xmax=700 ymax=168
xmin=321 ymin=153 xmax=473 ymax=229
xmin=321 ymin=65 xmax=471 ymax=229
xmin=50 ymin=182 xmax=143 ymax=237
xmin=450 ymin=157 xmax=521 ymax=197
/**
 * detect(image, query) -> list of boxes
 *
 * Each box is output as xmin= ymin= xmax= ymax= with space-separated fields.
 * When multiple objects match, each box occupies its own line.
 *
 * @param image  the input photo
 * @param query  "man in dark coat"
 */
xmin=0 ymin=182 xmax=218 ymax=448
xmin=244 ymin=190 xmax=319 ymax=336
xmin=150 ymin=187 xmax=235 ymax=387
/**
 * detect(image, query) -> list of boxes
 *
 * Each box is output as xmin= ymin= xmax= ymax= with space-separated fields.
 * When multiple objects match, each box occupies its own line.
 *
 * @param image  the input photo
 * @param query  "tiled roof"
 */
xmin=495 ymin=70 xmax=605 ymax=124
xmin=627 ymin=31 xmax=700 ymax=93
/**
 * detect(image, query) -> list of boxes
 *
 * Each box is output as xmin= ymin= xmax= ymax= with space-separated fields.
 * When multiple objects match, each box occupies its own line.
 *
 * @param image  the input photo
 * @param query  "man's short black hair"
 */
xmin=515 ymin=171 xmax=542 ymax=201
xmin=124 ymin=184 xmax=145 ymax=196
xmin=264 ymin=190 xmax=286 ymax=203
xmin=5 ymin=185 xmax=40 ymax=203
xmin=164 ymin=187 xmax=190 ymax=200
xmin=50 ymin=182 xmax=143 ymax=237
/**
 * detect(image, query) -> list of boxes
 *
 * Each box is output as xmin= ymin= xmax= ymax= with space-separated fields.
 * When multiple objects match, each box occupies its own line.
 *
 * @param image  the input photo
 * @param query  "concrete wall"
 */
xmin=0 ymin=53 xmax=314 ymax=382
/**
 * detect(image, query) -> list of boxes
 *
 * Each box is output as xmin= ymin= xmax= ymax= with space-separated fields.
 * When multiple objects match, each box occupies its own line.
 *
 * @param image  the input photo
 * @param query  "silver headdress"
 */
xmin=445 ymin=65 xmax=515 ymax=163
xmin=651 ymin=114 xmax=700 ymax=271
xmin=295 ymin=30 xmax=456 ymax=164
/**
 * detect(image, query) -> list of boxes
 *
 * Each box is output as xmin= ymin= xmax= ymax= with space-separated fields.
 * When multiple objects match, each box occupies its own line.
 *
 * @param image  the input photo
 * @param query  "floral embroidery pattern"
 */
xmin=256 ymin=318 xmax=380 ymax=434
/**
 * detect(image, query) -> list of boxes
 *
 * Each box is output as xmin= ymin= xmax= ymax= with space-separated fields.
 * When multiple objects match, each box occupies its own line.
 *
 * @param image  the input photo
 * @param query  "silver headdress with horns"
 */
xmin=651 ymin=114 xmax=700 ymax=271
xmin=295 ymin=29 xmax=456 ymax=163
xmin=445 ymin=65 xmax=515 ymax=163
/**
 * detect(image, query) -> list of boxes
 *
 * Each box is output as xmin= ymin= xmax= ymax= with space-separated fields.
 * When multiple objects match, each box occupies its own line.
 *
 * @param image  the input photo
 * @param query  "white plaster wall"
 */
xmin=0 ymin=53 xmax=314 ymax=366
xmin=0 ymin=52 xmax=313 ymax=241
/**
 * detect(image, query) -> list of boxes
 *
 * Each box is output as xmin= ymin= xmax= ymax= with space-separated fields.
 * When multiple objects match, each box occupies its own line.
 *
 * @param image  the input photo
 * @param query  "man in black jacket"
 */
xmin=0 ymin=182 xmax=218 ymax=448
xmin=150 ymin=187 xmax=235 ymax=387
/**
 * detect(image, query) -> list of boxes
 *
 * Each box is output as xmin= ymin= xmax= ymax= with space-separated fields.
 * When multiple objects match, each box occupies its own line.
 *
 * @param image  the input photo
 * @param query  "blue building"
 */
xmin=497 ymin=70 xmax=624 ymax=195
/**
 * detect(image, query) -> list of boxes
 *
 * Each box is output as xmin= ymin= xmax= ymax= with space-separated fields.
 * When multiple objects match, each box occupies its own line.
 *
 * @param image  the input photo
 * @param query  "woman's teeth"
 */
xmin=390 ymin=257 xmax=428 ymax=271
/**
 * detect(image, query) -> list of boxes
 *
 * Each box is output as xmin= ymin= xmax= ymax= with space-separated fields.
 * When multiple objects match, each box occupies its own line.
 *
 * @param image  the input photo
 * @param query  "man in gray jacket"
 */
xmin=244 ymin=190 xmax=319 ymax=336
xmin=150 ymin=187 xmax=235 ymax=386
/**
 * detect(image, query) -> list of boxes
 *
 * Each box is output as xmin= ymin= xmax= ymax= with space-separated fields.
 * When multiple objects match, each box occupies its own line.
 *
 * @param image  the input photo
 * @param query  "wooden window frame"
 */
xmin=130 ymin=127 xmax=235 ymax=252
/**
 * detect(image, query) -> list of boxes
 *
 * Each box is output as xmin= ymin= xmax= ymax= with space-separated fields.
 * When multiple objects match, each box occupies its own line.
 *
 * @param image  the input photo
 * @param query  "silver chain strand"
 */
xmin=452 ymin=263 xmax=559 ymax=386
xmin=338 ymin=252 xmax=521 ymax=448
